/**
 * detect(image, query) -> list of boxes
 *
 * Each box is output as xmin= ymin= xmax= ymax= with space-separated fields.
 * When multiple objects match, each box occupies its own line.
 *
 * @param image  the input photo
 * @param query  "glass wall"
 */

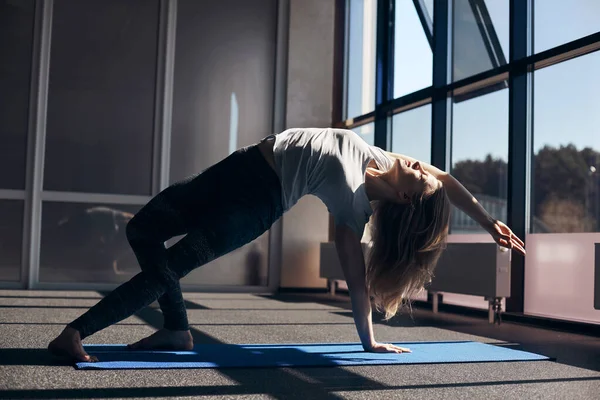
xmin=452 ymin=0 xmax=508 ymax=82
xmin=45 ymin=0 xmax=158 ymax=196
xmin=525 ymin=51 xmax=600 ymax=323
xmin=342 ymin=0 xmax=600 ymax=323
xmin=0 ymin=201 xmax=24 ymax=282
xmin=393 ymin=0 xmax=432 ymax=97
xmin=534 ymin=0 xmax=600 ymax=53
xmin=391 ymin=104 xmax=431 ymax=162
xmin=0 ymin=0 xmax=33 ymax=190
xmin=0 ymin=0 xmax=35 ymax=282
xmin=170 ymin=0 xmax=277 ymax=287
xmin=354 ymin=122 xmax=375 ymax=146
xmin=531 ymin=53 xmax=600 ymax=234
xmin=39 ymin=202 xmax=141 ymax=284
xmin=450 ymin=89 xmax=509 ymax=233
xmin=0 ymin=0 xmax=280 ymax=289
xmin=346 ymin=0 xmax=378 ymax=119
xmin=38 ymin=0 xmax=160 ymax=284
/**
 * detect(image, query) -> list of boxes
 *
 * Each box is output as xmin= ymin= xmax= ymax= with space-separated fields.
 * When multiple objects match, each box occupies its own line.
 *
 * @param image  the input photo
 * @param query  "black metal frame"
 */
xmin=339 ymin=0 xmax=600 ymax=316
xmin=506 ymin=0 xmax=531 ymax=313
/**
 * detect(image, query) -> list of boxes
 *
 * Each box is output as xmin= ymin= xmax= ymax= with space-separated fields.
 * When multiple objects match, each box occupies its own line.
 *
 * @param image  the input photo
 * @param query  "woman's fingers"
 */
xmin=512 ymin=240 xmax=526 ymax=256
xmin=388 ymin=344 xmax=411 ymax=353
xmin=375 ymin=344 xmax=411 ymax=353
xmin=511 ymin=232 xmax=525 ymax=247
xmin=495 ymin=221 xmax=526 ymax=255
xmin=497 ymin=234 xmax=526 ymax=256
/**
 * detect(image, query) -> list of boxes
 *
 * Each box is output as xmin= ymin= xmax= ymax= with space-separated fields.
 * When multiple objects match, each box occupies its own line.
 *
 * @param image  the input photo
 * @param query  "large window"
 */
xmin=0 ymin=201 xmax=24 ymax=282
xmin=341 ymin=0 xmax=600 ymax=323
xmin=39 ymin=202 xmax=141 ymax=284
xmin=0 ymin=0 xmax=34 ymax=283
xmin=393 ymin=0 xmax=432 ymax=97
xmin=450 ymin=89 xmax=509 ymax=233
xmin=346 ymin=0 xmax=378 ymax=119
xmin=452 ymin=0 xmax=508 ymax=82
xmin=170 ymin=0 xmax=277 ymax=287
xmin=0 ymin=0 xmax=34 ymax=190
xmin=524 ymin=52 xmax=600 ymax=325
xmin=391 ymin=104 xmax=431 ymax=162
xmin=532 ymin=53 xmax=600 ymax=234
xmin=534 ymin=0 xmax=600 ymax=53
xmin=45 ymin=0 xmax=159 ymax=195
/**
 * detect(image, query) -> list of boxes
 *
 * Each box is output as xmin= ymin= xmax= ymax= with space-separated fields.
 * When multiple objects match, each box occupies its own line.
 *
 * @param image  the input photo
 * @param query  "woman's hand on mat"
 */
xmin=364 ymin=342 xmax=411 ymax=354
xmin=488 ymin=220 xmax=526 ymax=256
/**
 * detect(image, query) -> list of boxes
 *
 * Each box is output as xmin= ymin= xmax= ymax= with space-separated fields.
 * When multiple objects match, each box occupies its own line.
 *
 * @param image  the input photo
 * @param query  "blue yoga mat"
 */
xmin=75 ymin=341 xmax=549 ymax=370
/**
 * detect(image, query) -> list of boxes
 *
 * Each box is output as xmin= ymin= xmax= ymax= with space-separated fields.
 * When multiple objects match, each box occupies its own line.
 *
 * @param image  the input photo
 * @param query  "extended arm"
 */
xmin=383 ymin=151 xmax=526 ymax=255
xmin=334 ymin=223 xmax=411 ymax=353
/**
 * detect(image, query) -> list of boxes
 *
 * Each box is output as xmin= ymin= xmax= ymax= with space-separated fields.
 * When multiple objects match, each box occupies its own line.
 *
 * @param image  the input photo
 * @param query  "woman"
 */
xmin=48 ymin=128 xmax=525 ymax=362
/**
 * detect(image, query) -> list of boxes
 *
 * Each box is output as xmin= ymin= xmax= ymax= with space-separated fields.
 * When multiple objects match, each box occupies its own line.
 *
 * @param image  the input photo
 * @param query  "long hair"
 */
xmin=365 ymin=184 xmax=451 ymax=320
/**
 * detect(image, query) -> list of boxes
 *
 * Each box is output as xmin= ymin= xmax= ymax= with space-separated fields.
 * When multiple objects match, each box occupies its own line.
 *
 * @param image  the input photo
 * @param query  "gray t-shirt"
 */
xmin=272 ymin=128 xmax=394 ymax=236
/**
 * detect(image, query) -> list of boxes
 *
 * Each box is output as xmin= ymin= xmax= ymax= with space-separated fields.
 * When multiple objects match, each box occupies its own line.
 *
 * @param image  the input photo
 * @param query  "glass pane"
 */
xmin=450 ymin=89 xmax=509 ymax=233
xmin=0 ymin=0 xmax=34 ymax=190
xmin=39 ymin=202 xmax=142 ymax=283
xmin=346 ymin=0 xmax=378 ymax=118
xmin=390 ymin=104 xmax=431 ymax=163
xmin=527 ymin=54 xmax=600 ymax=324
xmin=524 ymin=234 xmax=600 ymax=324
xmin=180 ymin=232 xmax=271 ymax=287
xmin=423 ymin=0 xmax=434 ymax=17
xmin=168 ymin=0 xmax=277 ymax=287
xmin=452 ymin=0 xmax=508 ymax=82
xmin=532 ymin=53 xmax=600 ymax=234
xmin=44 ymin=0 xmax=159 ymax=195
xmin=534 ymin=0 xmax=600 ymax=53
xmin=394 ymin=0 xmax=432 ymax=98
xmin=353 ymin=122 xmax=375 ymax=146
xmin=170 ymin=0 xmax=277 ymax=183
xmin=0 ymin=200 xmax=24 ymax=282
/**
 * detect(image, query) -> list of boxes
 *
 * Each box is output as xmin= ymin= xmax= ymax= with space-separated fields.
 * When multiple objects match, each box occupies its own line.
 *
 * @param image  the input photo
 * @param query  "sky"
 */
xmin=347 ymin=0 xmax=600 ymax=166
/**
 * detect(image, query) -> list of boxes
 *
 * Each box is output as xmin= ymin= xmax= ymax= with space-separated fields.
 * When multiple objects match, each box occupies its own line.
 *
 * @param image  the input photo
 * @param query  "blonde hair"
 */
xmin=365 ymin=184 xmax=451 ymax=320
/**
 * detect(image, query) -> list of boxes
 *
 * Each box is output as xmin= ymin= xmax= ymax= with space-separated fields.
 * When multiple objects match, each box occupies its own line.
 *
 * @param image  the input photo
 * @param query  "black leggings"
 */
xmin=69 ymin=138 xmax=283 ymax=339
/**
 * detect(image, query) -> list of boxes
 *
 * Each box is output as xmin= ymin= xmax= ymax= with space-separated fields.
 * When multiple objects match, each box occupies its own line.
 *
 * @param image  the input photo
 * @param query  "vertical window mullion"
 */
xmin=431 ymin=0 xmax=451 ymax=172
xmin=506 ymin=0 xmax=533 ymax=313
xmin=374 ymin=0 xmax=394 ymax=150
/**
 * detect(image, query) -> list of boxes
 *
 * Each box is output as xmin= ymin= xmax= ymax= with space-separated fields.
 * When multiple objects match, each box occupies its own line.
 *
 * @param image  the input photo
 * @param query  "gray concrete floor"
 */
xmin=0 ymin=290 xmax=599 ymax=400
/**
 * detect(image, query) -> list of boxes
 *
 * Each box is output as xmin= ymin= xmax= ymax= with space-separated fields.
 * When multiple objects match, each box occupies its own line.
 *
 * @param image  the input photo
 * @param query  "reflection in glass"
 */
xmin=450 ymin=89 xmax=508 ymax=233
xmin=40 ymin=202 xmax=142 ymax=283
xmin=0 ymin=200 xmax=24 ymax=282
xmin=391 ymin=104 xmax=432 ymax=163
xmin=346 ymin=0 xmax=378 ymax=119
xmin=170 ymin=0 xmax=276 ymax=183
xmin=394 ymin=0 xmax=432 ymax=98
xmin=423 ymin=0 xmax=434 ymax=18
xmin=0 ymin=0 xmax=34 ymax=190
xmin=452 ymin=0 xmax=508 ymax=82
xmin=532 ymin=52 xmax=600 ymax=233
xmin=44 ymin=0 xmax=159 ymax=195
xmin=535 ymin=0 xmax=600 ymax=54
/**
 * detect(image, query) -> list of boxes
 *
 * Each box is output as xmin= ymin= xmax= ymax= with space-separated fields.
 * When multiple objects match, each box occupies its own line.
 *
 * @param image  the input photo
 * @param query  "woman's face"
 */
xmin=384 ymin=158 xmax=440 ymax=203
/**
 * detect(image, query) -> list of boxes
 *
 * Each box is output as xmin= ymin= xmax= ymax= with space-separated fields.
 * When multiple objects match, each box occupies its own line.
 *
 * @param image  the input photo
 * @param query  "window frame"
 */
xmin=337 ymin=0 xmax=600 ymax=314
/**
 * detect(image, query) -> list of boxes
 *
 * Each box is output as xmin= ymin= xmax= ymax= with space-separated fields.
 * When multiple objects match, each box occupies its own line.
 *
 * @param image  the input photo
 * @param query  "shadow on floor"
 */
xmin=0 ymin=373 xmax=598 ymax=399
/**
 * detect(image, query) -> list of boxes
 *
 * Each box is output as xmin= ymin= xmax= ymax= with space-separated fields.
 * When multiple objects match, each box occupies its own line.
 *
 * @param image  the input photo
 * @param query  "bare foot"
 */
xmin=48 ymin=326 xmax=98 ymax=362
xmin=128 ymin=329 xmax=193 ymax=351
